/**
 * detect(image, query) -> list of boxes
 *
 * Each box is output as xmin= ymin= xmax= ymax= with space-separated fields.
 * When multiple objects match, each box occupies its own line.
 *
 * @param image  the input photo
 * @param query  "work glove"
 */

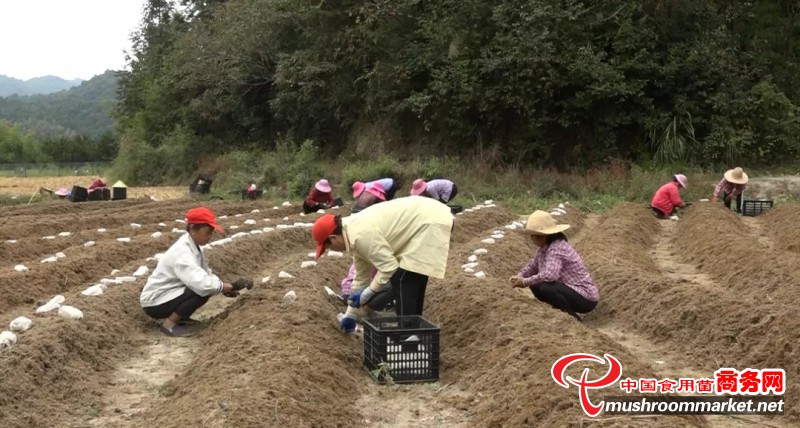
xmin=340 ymin=314 xmax=357 ymax=335
xmin=349 ymin=286 xmax=391 ymax=309
xmin=232 ymin=278 xmax=254 ymax=291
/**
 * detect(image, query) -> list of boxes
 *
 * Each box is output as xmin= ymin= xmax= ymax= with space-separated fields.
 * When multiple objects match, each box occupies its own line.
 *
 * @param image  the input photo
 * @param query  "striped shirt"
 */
xmin=519 ymin=239 xmax=599 ymax=302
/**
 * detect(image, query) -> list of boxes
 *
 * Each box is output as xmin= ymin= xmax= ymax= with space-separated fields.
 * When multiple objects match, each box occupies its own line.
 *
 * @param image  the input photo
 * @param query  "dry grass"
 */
xmin=0 ymin=176 xmax=188 ymax=201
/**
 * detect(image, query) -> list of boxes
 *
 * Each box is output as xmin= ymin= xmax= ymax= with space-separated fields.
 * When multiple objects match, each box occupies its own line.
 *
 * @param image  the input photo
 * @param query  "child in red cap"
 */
xmin=140 ymin=207 xmax=253 ymax=337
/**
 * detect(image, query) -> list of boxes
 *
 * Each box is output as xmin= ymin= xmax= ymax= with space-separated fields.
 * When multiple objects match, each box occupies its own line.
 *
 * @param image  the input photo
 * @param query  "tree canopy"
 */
xmin=115 ymin=0 xmax=800 ymax=180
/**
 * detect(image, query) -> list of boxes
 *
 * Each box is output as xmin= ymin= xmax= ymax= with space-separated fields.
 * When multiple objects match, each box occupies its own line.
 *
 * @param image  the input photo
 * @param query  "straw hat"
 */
xmin=518 ymin=211 xmax=571 ymax=235
xmin=724 ymin=167 xmax=748 ymax=185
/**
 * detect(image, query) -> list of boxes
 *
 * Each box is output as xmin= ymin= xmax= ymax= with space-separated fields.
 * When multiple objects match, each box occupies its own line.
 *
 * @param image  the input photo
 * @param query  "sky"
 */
xmin=0 ymin=0 xmax=147 ymax=81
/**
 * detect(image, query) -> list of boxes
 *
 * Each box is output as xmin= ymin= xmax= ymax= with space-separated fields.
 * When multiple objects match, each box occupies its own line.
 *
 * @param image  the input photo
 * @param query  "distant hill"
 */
xmin=0 ymin=71 xmax=118 ymax=137
xmin=0 ymin=75 xmax=82 ymax=97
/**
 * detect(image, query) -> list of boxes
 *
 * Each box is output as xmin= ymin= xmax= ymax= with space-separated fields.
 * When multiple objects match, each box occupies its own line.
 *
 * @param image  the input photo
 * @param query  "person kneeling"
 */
xmin=509 ymin=211 xmax=599 ymax=321
xmin=140 ymin=207 xmax=252 ymax=337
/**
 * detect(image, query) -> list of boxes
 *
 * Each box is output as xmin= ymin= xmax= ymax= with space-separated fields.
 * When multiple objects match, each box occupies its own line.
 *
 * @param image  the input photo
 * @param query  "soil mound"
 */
xmin=760 ymin=203 xmax=800 ymax=252
xmin=423 ymin=203 xmax=702 ymax=427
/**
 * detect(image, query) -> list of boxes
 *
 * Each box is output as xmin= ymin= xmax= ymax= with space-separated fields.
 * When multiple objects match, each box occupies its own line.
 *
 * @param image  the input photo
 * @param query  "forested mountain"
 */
xmin=0 ymin=75 xmax=82 ymax=97
xmin=116 ymin=0 xmax=800 ymax=181
xmin=0 ymin=71 xmax=118 ymax=137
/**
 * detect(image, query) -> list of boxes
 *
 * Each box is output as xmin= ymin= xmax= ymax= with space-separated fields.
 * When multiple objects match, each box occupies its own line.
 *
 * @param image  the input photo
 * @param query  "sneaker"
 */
xmin=178 ymin=317 xmax=202 ymax=326
xmin=159 ymin=325 xmax=193 ymax=337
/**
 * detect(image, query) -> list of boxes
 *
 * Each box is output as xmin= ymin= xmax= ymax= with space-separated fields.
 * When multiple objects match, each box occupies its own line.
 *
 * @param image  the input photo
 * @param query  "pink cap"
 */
xmin=315 ymin=179 xmax=332 ymax=193
xmin=365 ymin=184 xmax=386 ymax=201
xmin=410 ymin=179 xmax=427 ymax=196
xmin=352 ymin=181 xmax=365 ymax=198
xmin=673 ymin=174 xmax=688 ymax=189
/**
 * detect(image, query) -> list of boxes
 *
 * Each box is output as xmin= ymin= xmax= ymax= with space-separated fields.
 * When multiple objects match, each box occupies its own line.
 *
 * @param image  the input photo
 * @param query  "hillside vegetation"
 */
xmin=0 ymin=71 xmax=118 ymax=138
xmin=111 ymin=0 xmax=800 ymax=185
xmin=0 ymin=75 xmax=81 ymax=97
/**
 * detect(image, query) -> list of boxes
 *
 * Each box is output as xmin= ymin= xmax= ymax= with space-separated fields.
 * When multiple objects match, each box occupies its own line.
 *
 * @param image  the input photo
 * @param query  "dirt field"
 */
xmin=0 ymin=176 xmax=186 ymax=200
xmin=0 ymin=196 xmax=794 ymax=427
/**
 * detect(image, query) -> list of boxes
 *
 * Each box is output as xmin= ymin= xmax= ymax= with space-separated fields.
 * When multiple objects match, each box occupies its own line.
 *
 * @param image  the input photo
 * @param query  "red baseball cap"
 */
xmin=312 ymin=214 xmax=337 ymax=259
xmin=185 ymin=207 xmax=224 ymax=234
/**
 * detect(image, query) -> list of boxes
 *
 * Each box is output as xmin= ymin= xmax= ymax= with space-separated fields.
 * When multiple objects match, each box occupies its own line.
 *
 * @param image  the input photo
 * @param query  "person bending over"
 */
xmin=409 ymin=178 xmax=458 ymax=204
xmin=312 ymin=197 xmax=454 ymax=334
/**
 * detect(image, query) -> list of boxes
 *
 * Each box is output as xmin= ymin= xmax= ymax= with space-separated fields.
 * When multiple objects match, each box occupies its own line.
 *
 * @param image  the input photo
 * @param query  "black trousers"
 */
xmin=651 ymin=206 xmax=667 ymax=219
xmin=438 ymin=184 xmax=458 ymax=204
xmin=143 ymin=287 xmax=210 ymax=320
xmin=302 ymin=201 xmax=318 ymax=214
xmin=385 ymin=183 xmax=398 ymax=201
xmin=530 ymin=281 xmax=597 ymax=320
xmin=723 ymin=191 xmax=743 ymax=213
xmin=367 ymin=269 xmax=428 ymax=316
xmin=448 ymin=183 xmax=458 ymax=202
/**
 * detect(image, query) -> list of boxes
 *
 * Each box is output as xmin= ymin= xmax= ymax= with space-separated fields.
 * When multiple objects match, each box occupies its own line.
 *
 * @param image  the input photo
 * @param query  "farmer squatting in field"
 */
xmin=303 ymin=179 xmax=343 ymax=214
xmin=312 ymin=196 xmax=454 ymax=334
xmin=510 ymin=210 xmax=599 ymax=321
xmin=650 ymin=173 xmax=688 ymax=219
xmin=139 ymin=207 xmax=252 ymax=337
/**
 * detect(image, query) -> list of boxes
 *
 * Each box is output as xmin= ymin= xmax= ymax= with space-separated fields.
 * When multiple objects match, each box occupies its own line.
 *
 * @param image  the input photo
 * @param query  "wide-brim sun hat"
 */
xmin=315 ymin=179 xmax=332 ymax=193
xmin=352 ymin=181 xmax=365 ymax=198
xmin=517 ymin=210 xmax=571 ymax=235
xmin=724 ymin=167 xmax=748 ymax=185
xmin=410 ymin=179 xmax=427 ymax=196
xmin=673 ymin=174 xmax=688 ymax=189
xmin=365 ymin=184 xmax=386 ymax=201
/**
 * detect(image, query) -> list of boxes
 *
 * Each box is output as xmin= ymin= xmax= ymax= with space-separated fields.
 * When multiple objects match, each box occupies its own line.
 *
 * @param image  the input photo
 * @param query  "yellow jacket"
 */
xmin=344 ymin=196 xmax=454 ymax=293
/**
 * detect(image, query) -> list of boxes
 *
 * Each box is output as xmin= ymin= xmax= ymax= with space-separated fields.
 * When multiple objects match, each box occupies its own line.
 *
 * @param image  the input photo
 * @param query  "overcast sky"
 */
xmin=0 ymin=0 xmax=146 ymax=81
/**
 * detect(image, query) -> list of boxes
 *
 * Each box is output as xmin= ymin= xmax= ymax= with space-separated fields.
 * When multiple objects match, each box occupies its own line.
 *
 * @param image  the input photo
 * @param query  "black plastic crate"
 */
xmin=112 ymin=187 xmax=127 ymax=200
xmin=742 ymin=200 xmax=774 ymax=217
xmin=87 ymin=188 xmax=110 ymax=201
xmin=68 ymin=185 xmax=87 ymax=202
xmin=363 ymin=315 xmax=440 ymax=384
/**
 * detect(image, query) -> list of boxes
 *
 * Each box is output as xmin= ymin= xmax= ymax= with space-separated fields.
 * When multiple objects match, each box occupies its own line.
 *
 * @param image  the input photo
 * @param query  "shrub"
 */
xmin=341 ymin=155 xmax=402 ymax=188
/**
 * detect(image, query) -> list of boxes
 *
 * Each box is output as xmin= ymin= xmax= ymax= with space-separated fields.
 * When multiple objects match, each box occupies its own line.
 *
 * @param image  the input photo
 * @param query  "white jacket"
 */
xmin=140 ymin=233 xmax=223 ymax=307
